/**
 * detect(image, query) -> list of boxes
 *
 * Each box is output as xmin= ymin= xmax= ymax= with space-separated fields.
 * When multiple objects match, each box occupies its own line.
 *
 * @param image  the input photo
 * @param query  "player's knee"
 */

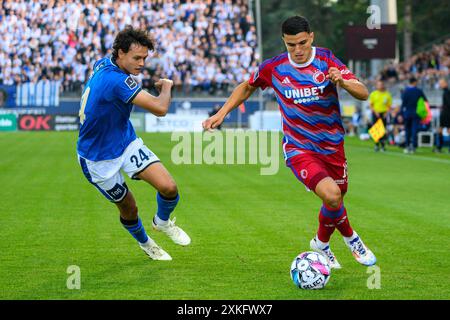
xmin=159 ymin=182 xmax=178 ymax=199
xmin=324 ymin=187 xmax=342 ymax=209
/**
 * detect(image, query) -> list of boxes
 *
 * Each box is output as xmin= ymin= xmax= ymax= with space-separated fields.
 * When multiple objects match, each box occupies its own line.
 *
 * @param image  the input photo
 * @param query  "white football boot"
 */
xmin=344 ymin=232 xmax=377 ymax=266
xmin=310 ymin=237 xmax=342 ymax=269
xmin=152 ymin=217 xmax=191 ymax=246
xmin=139 ymin=238 xmax=172 ymax=261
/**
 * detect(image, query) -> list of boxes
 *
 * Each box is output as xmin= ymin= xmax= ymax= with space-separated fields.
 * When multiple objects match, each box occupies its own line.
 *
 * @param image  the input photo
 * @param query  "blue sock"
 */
xmin=155 ymin=192 xmax=179 ymax=222
xmin=120 ymin=217 xmax=149 ymax=244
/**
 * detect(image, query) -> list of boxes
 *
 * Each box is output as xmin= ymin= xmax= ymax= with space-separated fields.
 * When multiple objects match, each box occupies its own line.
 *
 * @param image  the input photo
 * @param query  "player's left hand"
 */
xmin=326 ymin=67 xmax=344 ymax=86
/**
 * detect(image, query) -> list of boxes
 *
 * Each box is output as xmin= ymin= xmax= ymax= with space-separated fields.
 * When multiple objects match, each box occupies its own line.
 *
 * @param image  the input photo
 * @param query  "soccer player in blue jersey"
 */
xmin=203 ymin=16 xmax=376 ymax=268
xmin=77 ymin=26 xmax=190 ymax=261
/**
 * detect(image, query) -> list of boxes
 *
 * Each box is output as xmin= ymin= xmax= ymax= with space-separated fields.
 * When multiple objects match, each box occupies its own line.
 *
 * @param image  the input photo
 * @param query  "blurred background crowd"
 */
xmin=0 ymin=0 xmax=259 ymax=95
xmin=1 ymin=0 xmax=449 ymax=97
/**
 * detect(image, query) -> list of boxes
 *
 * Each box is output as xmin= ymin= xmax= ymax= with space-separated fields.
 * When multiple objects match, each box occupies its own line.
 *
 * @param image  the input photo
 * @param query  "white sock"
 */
xmin=315 ymin=236 xmax=329 ymax=250
xmin=154 ymin=215 xmax=169 ymax=226
xmin=139 ymin=236 xmax=152 ymax=246
xmin=343 ymin=231 xmax=358 ymax=243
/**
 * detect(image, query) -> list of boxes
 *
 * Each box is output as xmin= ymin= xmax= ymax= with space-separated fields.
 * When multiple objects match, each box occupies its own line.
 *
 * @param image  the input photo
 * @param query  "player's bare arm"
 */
xmin=327 ymin=67 xmax=369 ymax=101
xmin=132 ymin=79 xmax=173 ymax=116
xmin=202 ymin=80 xmax=257 ymax=130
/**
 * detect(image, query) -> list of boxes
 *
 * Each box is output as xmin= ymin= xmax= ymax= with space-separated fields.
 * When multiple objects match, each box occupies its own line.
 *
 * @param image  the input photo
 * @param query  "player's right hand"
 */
xmin=202 ymin=114 xmax=224 ymax=131
xmin=154 ymin=78 xmax=173 ymax=91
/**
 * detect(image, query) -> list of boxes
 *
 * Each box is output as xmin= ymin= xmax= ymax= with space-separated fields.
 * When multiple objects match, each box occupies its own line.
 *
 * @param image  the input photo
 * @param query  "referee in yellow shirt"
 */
xmin=369 ymin=80 xmax=392 ymax=151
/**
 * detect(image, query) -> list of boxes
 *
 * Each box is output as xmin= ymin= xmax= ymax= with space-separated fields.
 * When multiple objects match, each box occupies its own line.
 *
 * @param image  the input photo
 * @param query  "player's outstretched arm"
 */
xmin=132 ymin=79 xmax=173 ymax=116
xmin=327 ymin=67 xmax=369 ymax=101
xmin=202 ymin=80 xmax=257 ymax=130
xmin=341 ymin=80 xmax=369 ymax=101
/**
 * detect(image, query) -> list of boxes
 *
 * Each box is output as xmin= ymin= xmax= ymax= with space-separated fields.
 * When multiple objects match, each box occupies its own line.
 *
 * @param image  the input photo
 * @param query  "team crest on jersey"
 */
xmin=300 ymin=169 xmax=308 ymax=179
xmin=125 ymin=76 xmax=137 ymax=90
xmin=313 ymin=71 xmax=326 ymax=84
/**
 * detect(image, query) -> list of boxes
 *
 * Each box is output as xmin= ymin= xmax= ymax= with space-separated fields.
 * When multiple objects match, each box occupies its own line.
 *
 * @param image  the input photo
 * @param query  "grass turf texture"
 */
xmin=0 ymin=131 xmax=449 ymax=300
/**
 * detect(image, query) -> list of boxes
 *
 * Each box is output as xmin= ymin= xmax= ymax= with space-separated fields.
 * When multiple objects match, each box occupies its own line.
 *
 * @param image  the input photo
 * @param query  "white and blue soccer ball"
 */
xmin=290 ymin=251 xmax=331 ymax=289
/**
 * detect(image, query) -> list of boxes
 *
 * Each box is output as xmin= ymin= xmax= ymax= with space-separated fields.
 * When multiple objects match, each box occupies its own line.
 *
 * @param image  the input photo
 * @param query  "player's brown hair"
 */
xmin=112 ymin=25 xmax=155 ymax=60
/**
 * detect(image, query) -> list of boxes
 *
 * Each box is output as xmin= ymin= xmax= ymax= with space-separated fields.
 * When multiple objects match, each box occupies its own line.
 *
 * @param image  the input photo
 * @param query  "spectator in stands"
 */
xmin=346 ymin=106 xmax=361 ymax=137
xmin=386 ymin=39 xmax=449 ymax=90
xmin=0 ymin=89 xmax=7 ymax=108
xmin=387 ymin=106 xmax=405 ymax=147
xmin=369 ymin=80 xmax=392 ymax=152
xmin=434 ymin=78 xmax=450 ymax=153
xmin=380 ymin=62 xmax=399 ymax=83
xmin=141 ymin=69 xmax=154 ymax=92
xmin=401 ymin=77 xmax=428 ymax=154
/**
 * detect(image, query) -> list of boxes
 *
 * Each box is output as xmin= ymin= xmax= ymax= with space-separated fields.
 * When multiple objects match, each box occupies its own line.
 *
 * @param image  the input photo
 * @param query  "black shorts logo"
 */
xmin=125 ymin=76 xmax=137 ymax=90
xmin=106 ymin=183 xmax=128 ymax=201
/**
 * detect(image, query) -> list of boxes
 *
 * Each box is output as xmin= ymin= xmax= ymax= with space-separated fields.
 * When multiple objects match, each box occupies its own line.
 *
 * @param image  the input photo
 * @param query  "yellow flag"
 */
xmin=368 ymin=118 xmax=386 ymax=143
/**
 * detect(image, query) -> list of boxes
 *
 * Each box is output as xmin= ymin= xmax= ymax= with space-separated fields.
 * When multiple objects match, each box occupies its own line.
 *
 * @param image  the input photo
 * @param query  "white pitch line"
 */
xmin=349 ymin=145 xmax=450 ymax=165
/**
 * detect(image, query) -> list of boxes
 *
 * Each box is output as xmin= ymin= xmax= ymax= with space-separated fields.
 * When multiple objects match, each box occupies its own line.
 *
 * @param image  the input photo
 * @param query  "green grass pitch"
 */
xmin=0 ymin=131 xmax=449 ymax=300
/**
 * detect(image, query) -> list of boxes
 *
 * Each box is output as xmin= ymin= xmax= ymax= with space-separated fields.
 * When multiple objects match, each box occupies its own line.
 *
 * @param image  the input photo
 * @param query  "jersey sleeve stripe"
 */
xmin=126 ymin=87 xmax=142 ymax=104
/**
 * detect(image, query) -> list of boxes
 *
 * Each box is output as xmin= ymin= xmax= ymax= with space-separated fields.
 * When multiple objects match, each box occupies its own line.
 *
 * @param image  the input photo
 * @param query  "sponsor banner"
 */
xmin=0 ymin=114 xmax=17 ymax=131
xmin=53 ymin=115 xmax=79 ymax=131
xmin=130 ymin=112 xmax=145 ymax=132
xmin=145 ymin=114 xmax=204 ymax=132
xmin=17 ymin=114 xmax=79 ymax=131
xmin=18 ymin=114 xmax=54 ymax=131
xmin=0 ymin=108 xmax=47 ymax=115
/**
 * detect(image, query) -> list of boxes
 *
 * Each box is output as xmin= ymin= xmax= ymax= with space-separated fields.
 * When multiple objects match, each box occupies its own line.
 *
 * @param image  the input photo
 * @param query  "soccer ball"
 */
xmin=290 ymin=251 xmax=331 ymax=289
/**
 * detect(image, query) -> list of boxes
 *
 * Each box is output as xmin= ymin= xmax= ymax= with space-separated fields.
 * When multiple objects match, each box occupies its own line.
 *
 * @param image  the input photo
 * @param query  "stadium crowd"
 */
xmin=0 ymin=0 xmax=259 ymax=95
xmin=0 ymin=0 xmax=448 ymax=97
xmin=375 ymin=39 xmax=450 ymax=90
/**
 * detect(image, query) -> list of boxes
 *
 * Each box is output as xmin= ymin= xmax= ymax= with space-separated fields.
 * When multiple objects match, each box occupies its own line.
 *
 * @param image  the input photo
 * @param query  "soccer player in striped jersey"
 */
xmin=203 ymin=16 xmax=376 ymax=268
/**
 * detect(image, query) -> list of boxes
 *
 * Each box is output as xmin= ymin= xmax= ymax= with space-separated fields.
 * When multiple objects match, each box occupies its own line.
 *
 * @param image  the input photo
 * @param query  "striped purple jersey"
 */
xmin=248 ymin=47 xmax=357 ymax=162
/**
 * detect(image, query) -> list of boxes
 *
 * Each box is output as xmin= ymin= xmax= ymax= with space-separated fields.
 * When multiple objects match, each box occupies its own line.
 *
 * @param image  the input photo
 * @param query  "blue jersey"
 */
xmin=77 ymin=56 xmax=141 ymax=161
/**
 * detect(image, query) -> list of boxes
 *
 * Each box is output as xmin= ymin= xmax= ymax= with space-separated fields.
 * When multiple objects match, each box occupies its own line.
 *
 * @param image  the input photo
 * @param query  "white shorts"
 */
xmin=78 ymin=138 xmax=160 ymax=203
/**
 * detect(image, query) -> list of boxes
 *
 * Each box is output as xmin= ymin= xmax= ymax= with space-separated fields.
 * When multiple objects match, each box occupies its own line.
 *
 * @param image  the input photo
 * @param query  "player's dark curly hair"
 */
xmin=281 ymin=16 xmax=311 ymax=36
xmin=112 ymin=25 xmax=155 ymax=59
